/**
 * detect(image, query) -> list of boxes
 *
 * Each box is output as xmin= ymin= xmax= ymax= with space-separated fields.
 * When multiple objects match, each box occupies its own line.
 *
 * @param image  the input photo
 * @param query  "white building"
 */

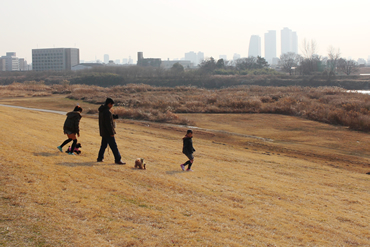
xmin=32 ymin=48 xmax=79 ymax=71
xmin=248 ymin=35 xmax=261 ymax=57
xmin=264 ymin=30 xmax=276 ymax=64
xmin=104 ymin=54 xmax=109 ymax=64
xmin=0 ymin=52 xmax=28 ymax=71
xmin=197 ymin=52 xmax=204 ymax=65
xmin=185 ymin=51 xmax=197 ymax=65
xmin=281 ymin=27 xmax=298 ymax=55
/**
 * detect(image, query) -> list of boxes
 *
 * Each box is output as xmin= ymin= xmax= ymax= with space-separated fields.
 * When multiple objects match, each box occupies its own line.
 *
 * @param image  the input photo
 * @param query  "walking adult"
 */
xmin=97 ymin=98 xmax=125 ymax=164
xmin=57 ymin=105 xmax=83 ymax=155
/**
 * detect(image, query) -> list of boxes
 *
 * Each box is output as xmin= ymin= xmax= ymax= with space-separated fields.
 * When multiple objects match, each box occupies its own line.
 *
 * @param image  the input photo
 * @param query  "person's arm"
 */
xmin=75 ymin=116 xmax=81 ymax=136
xmin=190 ymin=139 xmax=195 ymax=152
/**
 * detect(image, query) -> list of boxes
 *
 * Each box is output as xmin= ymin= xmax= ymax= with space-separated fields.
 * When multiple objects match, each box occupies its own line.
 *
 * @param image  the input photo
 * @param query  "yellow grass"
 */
xmin=1 ymin=104 xmax=370 ymax=246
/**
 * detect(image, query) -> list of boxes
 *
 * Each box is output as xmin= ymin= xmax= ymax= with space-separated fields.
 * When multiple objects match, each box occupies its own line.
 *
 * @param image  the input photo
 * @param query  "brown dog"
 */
xmin=135 ymin=158 xmax=146 ymax=170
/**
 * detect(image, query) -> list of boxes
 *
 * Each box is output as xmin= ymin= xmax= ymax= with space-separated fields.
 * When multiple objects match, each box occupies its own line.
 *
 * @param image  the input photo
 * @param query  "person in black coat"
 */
xmin=57 ymin=106 xmax=82 ymax=155
xmin=97 ymin=98 xmax=125 ymax=165
xmin=180 ymin=129 xmax=196 ymax=171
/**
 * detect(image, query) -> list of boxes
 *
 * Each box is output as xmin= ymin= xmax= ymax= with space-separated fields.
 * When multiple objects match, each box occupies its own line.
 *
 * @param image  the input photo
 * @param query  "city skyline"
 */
xmin=1 ymin=0 xmax=369 ymax=62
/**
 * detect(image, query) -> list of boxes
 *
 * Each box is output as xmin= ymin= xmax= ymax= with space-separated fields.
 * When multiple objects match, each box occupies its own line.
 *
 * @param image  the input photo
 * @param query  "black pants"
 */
xmin=97 ymin=136 xmax=121 ymax=162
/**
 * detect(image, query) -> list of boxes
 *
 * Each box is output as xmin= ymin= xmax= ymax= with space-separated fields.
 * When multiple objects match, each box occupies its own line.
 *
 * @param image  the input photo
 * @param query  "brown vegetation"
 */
xmin=2 ymin=82 xmax=370 ymax=131
xmin=67 ymin=84 xmax=370 ymax=131
xmin=0 ymin=81 xmax=72 ymax=98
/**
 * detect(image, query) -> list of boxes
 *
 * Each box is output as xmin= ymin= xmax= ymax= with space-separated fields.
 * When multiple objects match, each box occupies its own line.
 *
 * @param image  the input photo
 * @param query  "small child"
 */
xmin=181 ymin=129 xmax=196 ymax=172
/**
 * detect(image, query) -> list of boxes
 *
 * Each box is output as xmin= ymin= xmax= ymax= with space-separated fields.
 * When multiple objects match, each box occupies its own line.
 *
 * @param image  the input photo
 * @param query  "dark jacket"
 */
xmin=63 ymin=111 xmax=82 ymax=135
xmin=98 ymin=104 xmax=116 ymax=137
xmin=183 ymin=136 xmax=195 ymax=155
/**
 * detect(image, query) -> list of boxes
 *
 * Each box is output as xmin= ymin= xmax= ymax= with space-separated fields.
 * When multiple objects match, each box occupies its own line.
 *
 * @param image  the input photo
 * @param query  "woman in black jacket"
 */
xmin=180 ymin=129 xmax=196 ymax=171
xmin=57 ymin=106 xmax=82 ymax=155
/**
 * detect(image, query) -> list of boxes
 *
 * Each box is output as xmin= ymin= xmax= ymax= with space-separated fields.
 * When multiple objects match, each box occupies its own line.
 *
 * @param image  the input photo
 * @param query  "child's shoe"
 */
xmin=57 ymin=146 xmax=63 ymax=152
xmin=180 ymin=164 xmax=185 ymax=171
xmin=68 ymin=152 xmax=75 ymax=155
xmin=186 ymin=168 xmax=193 ymax=172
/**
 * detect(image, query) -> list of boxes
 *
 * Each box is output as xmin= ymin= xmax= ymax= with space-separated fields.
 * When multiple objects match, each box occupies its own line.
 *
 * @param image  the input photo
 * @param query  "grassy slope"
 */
xmin=0 ymin=104 xmax=370 ymax=246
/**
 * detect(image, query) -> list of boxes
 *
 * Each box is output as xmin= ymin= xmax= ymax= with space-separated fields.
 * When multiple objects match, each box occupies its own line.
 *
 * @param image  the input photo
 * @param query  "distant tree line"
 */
xmin=278 ymin=39 xmax=360 ymax=78
xmin=0 ymin=41 xmax=364 ymax=88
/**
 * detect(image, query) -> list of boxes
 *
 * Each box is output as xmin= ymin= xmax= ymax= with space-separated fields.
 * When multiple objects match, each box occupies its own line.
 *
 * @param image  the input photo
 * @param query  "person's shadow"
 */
xmin=56 ymin=161 xmax=101 ymax=167
xmin=166 ymin=170 xmax=184 ymax=175
xmin=33 ymin=152 xmax=60 ymax=157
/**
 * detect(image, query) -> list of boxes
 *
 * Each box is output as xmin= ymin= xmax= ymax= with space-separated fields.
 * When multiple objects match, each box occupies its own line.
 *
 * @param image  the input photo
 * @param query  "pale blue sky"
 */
xmin=1 ymin=0 xmax=369 ymax=62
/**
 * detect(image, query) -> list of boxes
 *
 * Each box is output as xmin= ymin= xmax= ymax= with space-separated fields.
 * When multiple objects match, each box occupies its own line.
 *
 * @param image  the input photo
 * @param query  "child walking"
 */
xmin=57 ymin=105 xmax=83 ymax=155
xmin=181 ymin=129 xmax=196 ymax=172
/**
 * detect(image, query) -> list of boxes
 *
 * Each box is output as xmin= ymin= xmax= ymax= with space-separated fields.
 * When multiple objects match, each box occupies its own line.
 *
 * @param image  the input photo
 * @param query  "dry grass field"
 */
xmin=1 ymin=97 xmax=370 ymax=246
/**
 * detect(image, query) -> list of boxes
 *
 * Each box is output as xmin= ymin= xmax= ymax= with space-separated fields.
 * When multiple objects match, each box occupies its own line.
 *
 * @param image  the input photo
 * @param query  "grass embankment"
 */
xmin=1 ymin=106 xmax=370 ymax=246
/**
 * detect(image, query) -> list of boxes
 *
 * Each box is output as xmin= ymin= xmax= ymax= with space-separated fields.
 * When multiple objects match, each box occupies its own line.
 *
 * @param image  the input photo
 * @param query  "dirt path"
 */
xmin=0 ymin=104 xmax=272 ymax=142
xmin=0 ymin=104 xmax=66 ymax=115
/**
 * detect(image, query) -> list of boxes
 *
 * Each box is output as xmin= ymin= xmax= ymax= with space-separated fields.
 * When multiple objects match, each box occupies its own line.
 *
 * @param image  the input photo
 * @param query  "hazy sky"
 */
xmin=1 ymin=0 xmax=369 ymax=63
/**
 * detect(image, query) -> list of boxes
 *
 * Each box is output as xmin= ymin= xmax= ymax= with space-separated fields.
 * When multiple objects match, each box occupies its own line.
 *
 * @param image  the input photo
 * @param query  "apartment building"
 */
xmin=32 ymin=48 xmax=79 ymax=71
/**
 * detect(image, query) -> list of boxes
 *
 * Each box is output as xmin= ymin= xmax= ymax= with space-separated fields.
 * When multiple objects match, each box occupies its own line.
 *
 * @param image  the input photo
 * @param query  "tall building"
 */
xmin=104 ymin=54 xmax=109 ymax=64
xmin=0 ymin=59 xmax=5 ymax=71
xmin=292 ymin=31 xmax=298 ymax=54
xmin=122 ymin=58 xmax=128 ymax=64
xmin=0 ymin=52 xmax=27 ymax=71
xmin=264 ymin=30 xmax=276 ymax=64
xmin=32 ymin=48 xmax=79 ymax=71
xmin=281 ymin=27 xmax=298 ymax=55
xmin=197 ymin=52 xmax=204 ymax=65
xmin=248 ymin=35 xmax=261 ymax=57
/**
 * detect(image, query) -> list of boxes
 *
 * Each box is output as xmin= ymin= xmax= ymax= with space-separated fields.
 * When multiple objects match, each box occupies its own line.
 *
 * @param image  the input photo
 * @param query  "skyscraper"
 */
xmin=248 ymin=35 xmax=261 ymax=57
xmin=264 ymin=30 xmax=276 ymax=64
xmin=281 ymin=27 xmax=298 ymax=55
xmin=292 ymin=32 xmax=298 ymax=54
xmin=104 ymin=54 xmax=109 ymax=64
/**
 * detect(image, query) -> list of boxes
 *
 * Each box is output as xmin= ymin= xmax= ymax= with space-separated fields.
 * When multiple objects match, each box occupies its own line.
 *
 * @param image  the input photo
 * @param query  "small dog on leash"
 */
xmin=65 ymin=143 xmax=82 ymax=155
xmin=135 ymin=158 xmax=146 ymax=170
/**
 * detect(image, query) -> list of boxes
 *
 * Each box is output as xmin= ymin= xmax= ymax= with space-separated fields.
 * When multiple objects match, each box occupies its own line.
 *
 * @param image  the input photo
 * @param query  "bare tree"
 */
xmin=301 ymin=39 xmax=319 ymax=59
xmin=327 ymin=46 xmax=341 ymax=74
xmin=278 ymin=52 xmax=302 ymax=75
xmin=337 ymin=58 xmax=359 ymax=75
xmin=299 ymin=39 xmax=322 ymax=74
